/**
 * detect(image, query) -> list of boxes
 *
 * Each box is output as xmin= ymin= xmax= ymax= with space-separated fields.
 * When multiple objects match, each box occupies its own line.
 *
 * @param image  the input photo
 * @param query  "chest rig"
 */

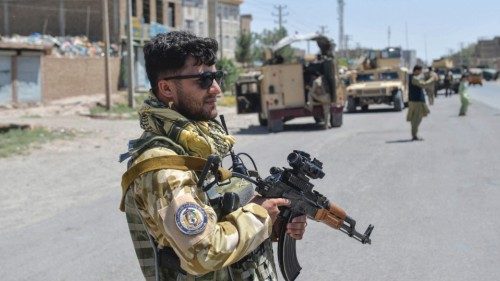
xmin=120 ymin=132 xmax=277 ymax=281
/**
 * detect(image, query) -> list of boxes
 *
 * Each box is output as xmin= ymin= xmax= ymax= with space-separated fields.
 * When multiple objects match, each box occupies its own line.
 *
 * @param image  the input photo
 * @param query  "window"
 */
xmin=186 ymin=20 xmax=194 ymax=32
xmin=168 ymin=2 xmax=176 ymax=27
xmin=356 ymin=74 xmax=375 ymax=82
xmin=380 ymin=72 xmax=399 ymax=80
xmin=198 ymin=22 xmax=204 ymax=35
xmin=132 ymin=0 xmax=137 ymax=16
xmin=143 ymin=0 xmax=150 ymax=23
xmin=156 ymin=0 xmax=163 ymax=24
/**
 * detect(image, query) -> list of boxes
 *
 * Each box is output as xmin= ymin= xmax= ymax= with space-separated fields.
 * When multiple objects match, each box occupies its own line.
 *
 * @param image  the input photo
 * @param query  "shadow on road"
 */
xmin=235 ymin=123 xmax=326 ymax=135
xmin=385 ymin=139 xmax=414 ymax=144
xmin=345 ymin=108 xmax=402 ymax=114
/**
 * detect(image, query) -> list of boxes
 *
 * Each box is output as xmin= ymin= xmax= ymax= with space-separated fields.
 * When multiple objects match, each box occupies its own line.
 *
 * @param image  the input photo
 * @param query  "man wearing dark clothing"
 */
xmin=407 ymin=65 xmax=434 ymax=141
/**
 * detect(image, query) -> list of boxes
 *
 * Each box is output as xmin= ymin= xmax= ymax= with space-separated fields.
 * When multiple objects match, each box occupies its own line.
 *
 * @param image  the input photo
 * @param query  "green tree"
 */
xmin=253 ymin=27 xmax=295 ymax=63
xmin=235 ymin=32 xmax=253 ymax=66
xmin=216 ymin=58 xmax=240 ymax=93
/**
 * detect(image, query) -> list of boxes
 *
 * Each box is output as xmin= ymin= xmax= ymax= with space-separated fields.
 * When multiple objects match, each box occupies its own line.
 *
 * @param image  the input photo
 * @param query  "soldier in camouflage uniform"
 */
xmin=119 ymin=31 xmax=307 ymax=281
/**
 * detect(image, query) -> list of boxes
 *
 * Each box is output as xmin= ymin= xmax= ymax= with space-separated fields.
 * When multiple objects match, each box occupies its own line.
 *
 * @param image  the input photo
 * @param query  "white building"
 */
xmin=182 ymin=0 xmax=209 ymax=37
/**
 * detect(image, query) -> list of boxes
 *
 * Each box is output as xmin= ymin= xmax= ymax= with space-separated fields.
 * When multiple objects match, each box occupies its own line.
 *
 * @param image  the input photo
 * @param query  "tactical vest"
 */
xmin=408 ymin=74 xmax=425 ymax=102
xmin=121 ymin=132 xmax=278 ymax=281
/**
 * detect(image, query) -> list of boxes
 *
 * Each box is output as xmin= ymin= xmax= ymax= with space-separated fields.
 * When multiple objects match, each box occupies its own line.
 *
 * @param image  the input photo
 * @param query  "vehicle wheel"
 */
xmin=268 ymin=118 xmax=284 ymax=132
xmin=347 ymin=96 xmax=356 ymax=113
xmin=330 ymin=111 xmax=343 ymax=128
xmin=393 ymin=91 xmax=403 ymax=111
xmin=258 ymin=112 xmax=268 ymax=126
xmin=361 ymin=104 xmax=369 ymax=111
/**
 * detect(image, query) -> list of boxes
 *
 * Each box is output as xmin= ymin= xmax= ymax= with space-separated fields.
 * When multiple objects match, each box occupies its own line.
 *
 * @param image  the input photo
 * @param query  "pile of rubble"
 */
xmin=0 ymin=33 xmax=119 ymax=57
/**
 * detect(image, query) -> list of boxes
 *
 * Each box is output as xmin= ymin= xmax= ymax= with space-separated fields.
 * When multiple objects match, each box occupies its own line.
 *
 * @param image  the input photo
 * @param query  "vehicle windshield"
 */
xmin=380 ymin=72 xmax=399 ymax=80
xmin=451 ymin=68 xmax=462 ymax=75
xmin=356 ymin=74 xmax=376 ymax=82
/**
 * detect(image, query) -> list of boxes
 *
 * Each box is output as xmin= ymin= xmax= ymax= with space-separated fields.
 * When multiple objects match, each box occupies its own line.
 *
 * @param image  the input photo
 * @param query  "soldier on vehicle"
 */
xmin=407 ymin=65 xmax=434 ymax=141
xmin=306 ymin=70 xmax=332 ymax=129
xmin=119 ymin=31 xmax=307 ymax=281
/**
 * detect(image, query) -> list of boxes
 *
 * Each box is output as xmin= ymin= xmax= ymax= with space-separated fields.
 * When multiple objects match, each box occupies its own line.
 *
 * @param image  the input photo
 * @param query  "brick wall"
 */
xmin=42 ymin=57 xmax=121 ymax=102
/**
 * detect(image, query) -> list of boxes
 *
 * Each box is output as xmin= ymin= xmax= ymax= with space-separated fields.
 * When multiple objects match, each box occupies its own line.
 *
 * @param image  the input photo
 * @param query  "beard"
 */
xmin=173 ymin=88 xmax=218 ymax=121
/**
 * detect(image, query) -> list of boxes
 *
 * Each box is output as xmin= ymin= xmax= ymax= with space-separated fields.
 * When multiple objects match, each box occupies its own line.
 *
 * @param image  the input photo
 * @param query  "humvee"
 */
xmin=345 ymin=47 xmax=409 ymax=112
xmin=235 ymin=34 xmax=345 ymax=132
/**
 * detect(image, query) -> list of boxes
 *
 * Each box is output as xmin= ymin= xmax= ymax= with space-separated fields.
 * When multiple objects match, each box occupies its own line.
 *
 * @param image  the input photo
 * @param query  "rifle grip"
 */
xmin=314 ymin=203 xmax=346 ymax=229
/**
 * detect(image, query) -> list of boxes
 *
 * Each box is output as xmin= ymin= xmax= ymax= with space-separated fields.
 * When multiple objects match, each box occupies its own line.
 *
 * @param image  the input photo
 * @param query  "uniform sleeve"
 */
xmin=131 ymin=147 xmax=273 ymax=276
xmin=412 ymin=75 xmax=434 ymax=88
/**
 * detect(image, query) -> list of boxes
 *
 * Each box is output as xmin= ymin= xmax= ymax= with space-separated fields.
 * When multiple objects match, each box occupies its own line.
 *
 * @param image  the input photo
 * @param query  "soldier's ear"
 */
xmin=157 ymin=79 xmax=175 ymax=102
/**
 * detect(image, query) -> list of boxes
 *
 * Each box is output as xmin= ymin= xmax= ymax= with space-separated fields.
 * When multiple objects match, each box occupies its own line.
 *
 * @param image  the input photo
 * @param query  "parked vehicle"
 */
xmin=345 ymin=47 xmax=408 ymax=112
xmin=235 ymin=34 xmax=345 ymax=132
xmin=468 ymin=68 xmax=483 ymax=86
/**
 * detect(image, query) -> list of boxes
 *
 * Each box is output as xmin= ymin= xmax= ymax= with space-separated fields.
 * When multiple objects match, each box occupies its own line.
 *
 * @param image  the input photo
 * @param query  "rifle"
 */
xmin=229 ymin=150 xmax=373 ymax=281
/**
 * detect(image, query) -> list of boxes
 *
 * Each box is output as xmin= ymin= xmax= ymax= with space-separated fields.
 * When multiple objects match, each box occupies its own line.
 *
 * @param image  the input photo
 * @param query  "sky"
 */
xmin=240 ymin=0 xmax=500 ymax=63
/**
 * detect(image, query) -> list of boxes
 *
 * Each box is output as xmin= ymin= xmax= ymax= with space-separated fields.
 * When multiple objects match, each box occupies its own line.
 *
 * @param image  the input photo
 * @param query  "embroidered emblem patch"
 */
xmin=175 ymin=203 xmax=208 ymax=235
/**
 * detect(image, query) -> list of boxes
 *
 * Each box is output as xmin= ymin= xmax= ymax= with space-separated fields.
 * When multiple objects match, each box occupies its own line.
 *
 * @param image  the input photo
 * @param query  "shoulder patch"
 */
xmin=175 ymin=203 xmax=208 ymax=235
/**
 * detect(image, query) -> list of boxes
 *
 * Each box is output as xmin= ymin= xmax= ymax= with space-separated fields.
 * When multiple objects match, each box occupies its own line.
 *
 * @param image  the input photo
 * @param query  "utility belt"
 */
xmin=157 ymin=246 xmax=187 ymax=274
xmin=158 ymin=241 xmax=269 ymax=275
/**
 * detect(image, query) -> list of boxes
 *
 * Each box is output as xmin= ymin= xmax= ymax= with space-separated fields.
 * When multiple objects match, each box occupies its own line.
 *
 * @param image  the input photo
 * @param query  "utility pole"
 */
xmin=337 ymin=0 xmax=345 ymax=56
xmin=218 ymin=12 xmax=223 ymax=59
xmin=86 ymin=6 xmax=91 ymax=39
xmin=59 ymin=0 xmax=65 ymax=36
xmin=424 ymin=35 xmax=428 ymax=65
xmin=405 ymin=21 xmax=409 ymax=50
xmin=42 ymin=18 xmax=48 ymax=35
xmin=319 ymin=25 xmax=328 ymax=35
xmin=126 ymin=0 xmax=135 ymax=108
xmin=3 ymin=1 xmax=9 ymax=36
xmin=272 ymin=5 xmax=288 ymax=30
xmin=102 ymin=0 xmax=112 ymax=110
xmin=387 ymin=26 xmax=391 ymax=47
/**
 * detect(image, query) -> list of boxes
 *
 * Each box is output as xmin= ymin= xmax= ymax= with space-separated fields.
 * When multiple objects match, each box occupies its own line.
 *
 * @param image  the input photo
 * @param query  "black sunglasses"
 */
xmin=163 ymin=70 xmax=225 ymax=89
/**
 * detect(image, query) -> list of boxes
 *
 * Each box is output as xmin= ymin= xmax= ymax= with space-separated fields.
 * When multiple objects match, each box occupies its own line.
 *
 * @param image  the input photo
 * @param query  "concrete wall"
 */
xmin=42 ymin=57 xmax=121 ymax=102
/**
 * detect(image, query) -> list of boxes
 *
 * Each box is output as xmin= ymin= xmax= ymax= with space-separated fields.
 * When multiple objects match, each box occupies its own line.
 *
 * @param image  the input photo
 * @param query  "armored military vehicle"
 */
xmin=345 ymin=47 xmax=409 ymax=112
xmin=432 ymin=58 xmax=460 ymax=93
xmin=235 ymin=34 xmax=345 ymax=132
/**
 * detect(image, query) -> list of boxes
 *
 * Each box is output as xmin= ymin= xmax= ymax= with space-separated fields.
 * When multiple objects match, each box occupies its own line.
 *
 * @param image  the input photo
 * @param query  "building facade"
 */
xmin=474 ymin=37 xmax=500 ymax=68
xmin=240 ymin=14 xmax=252 ymax=34
xmin=181 ymin=0 xmax=209 ymax=37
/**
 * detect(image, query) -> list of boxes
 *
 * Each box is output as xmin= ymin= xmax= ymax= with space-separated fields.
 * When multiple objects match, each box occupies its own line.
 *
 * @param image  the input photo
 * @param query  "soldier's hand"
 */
xmin=250 ymin=196 xmax=290 ymax=224
xmin=287 ymin=215 xmax=307 ymax=240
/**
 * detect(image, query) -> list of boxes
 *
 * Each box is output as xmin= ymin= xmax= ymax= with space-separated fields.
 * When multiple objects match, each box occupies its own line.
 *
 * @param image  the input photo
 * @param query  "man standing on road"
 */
xmin=459 ymin=73 xmax=470 ymax=116
xmin=307 ymin=70 xmax=332 ymax=129
xmin=119 ymin=31 xmax=307 ymax=281
xmin=424 ymin=67 xmax=439 ymax=105
xmin=407 ymin=65 xmax=434 ymax=141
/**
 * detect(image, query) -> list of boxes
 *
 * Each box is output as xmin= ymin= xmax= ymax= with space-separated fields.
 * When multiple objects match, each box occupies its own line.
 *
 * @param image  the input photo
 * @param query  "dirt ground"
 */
xmin=0 ymin=93 xmax=256 ymax=233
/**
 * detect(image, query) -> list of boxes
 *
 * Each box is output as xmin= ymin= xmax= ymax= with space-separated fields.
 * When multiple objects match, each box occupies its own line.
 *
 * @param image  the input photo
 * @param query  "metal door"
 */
xmin=0 ymin=55 xmax=12 ymax=105
xmin=17 ymin=55 xmax=42 ymax=103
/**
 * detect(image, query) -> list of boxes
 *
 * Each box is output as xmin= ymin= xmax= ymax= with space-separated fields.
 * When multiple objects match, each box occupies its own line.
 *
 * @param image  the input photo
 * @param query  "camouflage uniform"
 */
xmin=307 ymin=76 xmax=331 ymax=128
xmin=424 ymin=70 xmax=438 ymax=105
xmin=121 ymin=94 xmax=278 ymax=281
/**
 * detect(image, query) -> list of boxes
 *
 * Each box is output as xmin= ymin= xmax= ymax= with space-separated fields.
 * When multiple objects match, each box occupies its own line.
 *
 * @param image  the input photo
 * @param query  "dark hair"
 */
xmin=428 ymin=67 xmax=433 ymax=71
xmin=413 ymin=65 xmax=423 ymax=72
xmin=143 ymin=31 xmax=218 ymax=93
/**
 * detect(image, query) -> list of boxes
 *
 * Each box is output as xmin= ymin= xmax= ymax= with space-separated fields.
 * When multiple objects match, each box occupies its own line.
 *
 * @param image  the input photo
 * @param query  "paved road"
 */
xmin=1 ymin=84 xmax=499 ymax=281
